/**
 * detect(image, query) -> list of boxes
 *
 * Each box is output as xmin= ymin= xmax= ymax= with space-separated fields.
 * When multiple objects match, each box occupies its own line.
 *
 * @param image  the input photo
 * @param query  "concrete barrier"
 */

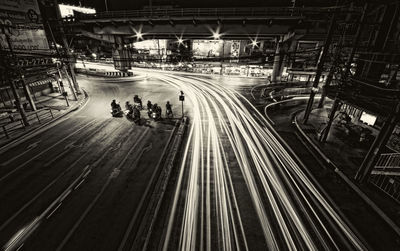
xmin=75 ymin=68 xmax=133 ymax=77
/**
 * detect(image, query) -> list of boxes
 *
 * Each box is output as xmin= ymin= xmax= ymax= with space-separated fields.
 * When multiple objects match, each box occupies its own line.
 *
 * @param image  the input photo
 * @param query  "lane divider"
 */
xmin=0 ymin=119 xmax=97 ymax=183
xmin=55 ymin=128 xmax=150 ymax=251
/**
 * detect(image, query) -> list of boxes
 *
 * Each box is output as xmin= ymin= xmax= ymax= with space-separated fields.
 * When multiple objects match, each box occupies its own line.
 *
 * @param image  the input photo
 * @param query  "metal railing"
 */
xmin=73 ymin=6 xmax=361 ymax=21
xmin=0 ymin=108 xmax=54 ymax=140
xmin=369 ymin=153 xmax=400 ymax=203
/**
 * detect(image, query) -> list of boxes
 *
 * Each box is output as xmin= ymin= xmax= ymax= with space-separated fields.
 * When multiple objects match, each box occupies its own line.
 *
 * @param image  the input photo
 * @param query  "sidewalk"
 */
xmin=0 ymin=88 xmax=87 ymax=147
xmin=264 ymin=97 xmax=400 ymax=233
xmin=296 ymin=107 xmax=369 ymax=178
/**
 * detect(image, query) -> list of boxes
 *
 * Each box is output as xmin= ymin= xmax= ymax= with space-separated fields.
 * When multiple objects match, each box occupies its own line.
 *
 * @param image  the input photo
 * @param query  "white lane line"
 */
xmin=46 ymin=203 xmax=62 ymax=219
xmin=0 ymin=141 xmax=41 ymax=167
xmin=57 ymin=128 xmax=150 ymax=251
xmin=0 ymin=120 xmax=97 ymax=183
xmin=0 ymin=154 xmax=87 ymax=232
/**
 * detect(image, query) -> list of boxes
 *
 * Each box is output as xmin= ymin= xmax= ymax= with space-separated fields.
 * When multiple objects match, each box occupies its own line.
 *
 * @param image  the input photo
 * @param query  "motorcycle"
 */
xmin=133 ymin=95 xmax=143 ymax=110
xmin=133 ymin=101 xmax=143 ymax=110
xmin=166 ymin=109 xmax=173 ymax=118
xmin=149 ymin=109 xmax=161 ymax=120
xmin=124 ymin=109 xmax=141 ymax=124
xmin=110 ymin=105 xmax=123 ymax=117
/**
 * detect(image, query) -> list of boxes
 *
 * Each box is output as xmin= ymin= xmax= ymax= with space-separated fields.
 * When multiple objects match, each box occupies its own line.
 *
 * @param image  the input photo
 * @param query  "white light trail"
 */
xmin=154 ymin=73 xmax=367 ymax=251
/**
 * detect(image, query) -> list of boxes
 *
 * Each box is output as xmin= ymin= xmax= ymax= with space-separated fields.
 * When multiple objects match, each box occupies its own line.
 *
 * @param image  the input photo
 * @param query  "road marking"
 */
xmin=42 ymin=143 xmax=83 ymax=168
xmin=0 ymin=141 xmax=41 ymax=167
xmin=0 ymin=153 xmax=87 ymax=232
xmin=56 ymin=128 xmax=150 ymax=251
xmin=0 ymin=120 xmax=97 ymax=183
xmin=2 ymin=162 xmax=94 ymax=251
xmin=46 ymin=203 xmax=62 ymax=219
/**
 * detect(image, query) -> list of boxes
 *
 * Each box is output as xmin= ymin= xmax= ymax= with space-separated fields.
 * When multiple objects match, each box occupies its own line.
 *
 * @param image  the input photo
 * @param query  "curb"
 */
xmin=292 ymin=109 xmax=400 ymax=237
xmin=0 ymin=89 xmax=89 ymax=154
xmin=141 ymin=116 xmax=188 ymax=250
xmin=117 ymin=117 xmax=189 ymax=250
xmin=264 ymin=96 xmax=315 ymax=126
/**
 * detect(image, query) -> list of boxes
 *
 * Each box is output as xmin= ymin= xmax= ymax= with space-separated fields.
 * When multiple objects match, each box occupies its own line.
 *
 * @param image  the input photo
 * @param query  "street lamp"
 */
xmin=212 ymin=31 xmax=220 ymax=40
xmin=136 ymin=31 xmax=143 ymax=40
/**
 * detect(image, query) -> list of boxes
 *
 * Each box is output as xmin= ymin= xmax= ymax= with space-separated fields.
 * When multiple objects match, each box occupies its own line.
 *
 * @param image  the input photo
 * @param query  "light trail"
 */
xmin=154 ymin=73 xmax=367 ymax=250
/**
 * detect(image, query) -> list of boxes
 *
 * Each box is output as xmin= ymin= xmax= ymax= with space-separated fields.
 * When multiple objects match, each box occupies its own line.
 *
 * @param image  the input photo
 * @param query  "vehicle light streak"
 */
xmin=154 ymin=73 xmax=367 ymax=250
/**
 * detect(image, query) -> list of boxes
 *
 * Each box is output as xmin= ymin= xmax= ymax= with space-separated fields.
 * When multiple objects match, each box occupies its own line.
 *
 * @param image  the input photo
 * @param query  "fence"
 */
xmin=0 ymin=108 xmax=54 ymax=140
xmin=369 ymin=153 xmax=400 ymax=203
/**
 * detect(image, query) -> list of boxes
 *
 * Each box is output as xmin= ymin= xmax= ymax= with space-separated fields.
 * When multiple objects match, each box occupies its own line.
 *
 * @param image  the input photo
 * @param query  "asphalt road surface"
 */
xmin=0 ymin=72 xmax=179 ymax=251
xmin=0 ymin=69 xmax=384 ymax=250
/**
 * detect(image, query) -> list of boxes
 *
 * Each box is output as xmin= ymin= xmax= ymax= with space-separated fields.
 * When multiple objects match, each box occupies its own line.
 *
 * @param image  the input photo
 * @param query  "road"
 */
xmin=0 ymin=73 xmax=179 ymax=251
xmin=0 ymin=69 xmax=374 ymax=250
xmin=137 ymin=72 xmax=368 ymax=251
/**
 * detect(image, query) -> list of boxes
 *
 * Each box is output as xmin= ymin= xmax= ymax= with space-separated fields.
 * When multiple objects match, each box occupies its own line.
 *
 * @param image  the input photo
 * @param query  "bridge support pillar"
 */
xmin=271 ymin=37 xmax=284 ymax=83
xmin=113 ymin=36 xmax=131 ymax=72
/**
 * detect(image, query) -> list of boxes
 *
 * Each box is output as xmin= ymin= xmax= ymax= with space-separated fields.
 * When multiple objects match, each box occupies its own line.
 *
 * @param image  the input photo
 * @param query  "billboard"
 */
xmin=193 ymin=40 xmax=223 ymax=58
xmin=0 ymin=0 xmax=49 ymax=50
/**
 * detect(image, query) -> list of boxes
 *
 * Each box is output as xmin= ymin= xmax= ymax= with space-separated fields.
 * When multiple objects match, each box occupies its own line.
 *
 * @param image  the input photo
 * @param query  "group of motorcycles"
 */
xmin=110 ymin=95 xmax=173 ymax=123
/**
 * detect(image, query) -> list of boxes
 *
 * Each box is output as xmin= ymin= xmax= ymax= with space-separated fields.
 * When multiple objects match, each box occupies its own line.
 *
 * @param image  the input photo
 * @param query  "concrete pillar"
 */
xmin=113 ymin=36 xmax=131 ymax=72
xmin=271 ymin=37 xmax=283 ymax=83
xmin=10 ymin=80 xmax=29 ymax=126
xmin=21 ymin=75 xmax=36 ymax=111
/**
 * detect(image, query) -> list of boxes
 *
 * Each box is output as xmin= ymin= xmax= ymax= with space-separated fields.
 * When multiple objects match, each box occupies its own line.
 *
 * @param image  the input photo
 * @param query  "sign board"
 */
xmin=0 ymin=0 xmax=49 ymax=50
xmin=179 ymin=95 xmax=184 ymax=101
xmin=230 ymin=40 xmax=240 ymax=63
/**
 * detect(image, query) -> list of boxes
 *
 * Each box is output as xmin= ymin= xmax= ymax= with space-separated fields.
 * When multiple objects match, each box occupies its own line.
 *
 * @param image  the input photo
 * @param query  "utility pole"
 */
xmin=319 ymin=3 xmax=368 ymax=143
xmin=53 ymin=0 xmax=80 ymax=95
xmin=303 ymin=9 xmax=337 ymax=124
xmin=1 ymin=24 xmax=29 ymax=126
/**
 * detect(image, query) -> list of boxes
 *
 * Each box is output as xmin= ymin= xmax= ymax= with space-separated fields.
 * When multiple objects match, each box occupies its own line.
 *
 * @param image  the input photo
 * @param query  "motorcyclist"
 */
xmin=125 ymin=101 xmax=132 ymax=110
xmin=111 ymin=99 xmax=117 ymax=109
xmin=166 ymin=101 xmax=172 ymax=117
xmin=166 ymin=101 xmax=172 ymax=112
xmin=157 ymin=106 xmax=162 ymax=117
xmin=152 ymin=103 xmax=158 ymax=112
xmin=134 ymin=95 xmax=142 ymax=107
xmin=133 ymin=106 xmax=140 ymax=119
xmin=147 ymin=100 xmax=152 ymax=111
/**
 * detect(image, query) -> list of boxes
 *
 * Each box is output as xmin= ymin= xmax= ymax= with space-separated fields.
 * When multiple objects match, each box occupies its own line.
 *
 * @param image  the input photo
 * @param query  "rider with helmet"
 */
xmin=166 ymin=101 xmax=173 ymax=117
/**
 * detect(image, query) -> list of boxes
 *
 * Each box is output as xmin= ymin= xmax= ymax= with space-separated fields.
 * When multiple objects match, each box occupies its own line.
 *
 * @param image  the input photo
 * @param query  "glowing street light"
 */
xmin=177 ymin=38 xmax=184 ymax=44
xmin=250 ymin=38 xmax=258 ymax=47
xmin=212 ymin=31 xmax=221 ymax=40
xmin=136 ymin=31 xmax=143 ymax=39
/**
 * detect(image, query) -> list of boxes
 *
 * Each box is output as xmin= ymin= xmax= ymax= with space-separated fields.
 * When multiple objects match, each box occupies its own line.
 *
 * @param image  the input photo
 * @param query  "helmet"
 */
xmin=167 ymin=101 xmax=170 ymax=104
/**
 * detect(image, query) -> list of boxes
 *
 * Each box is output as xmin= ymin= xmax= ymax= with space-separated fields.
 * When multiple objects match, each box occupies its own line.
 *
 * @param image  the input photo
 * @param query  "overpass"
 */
xmin=65 ymin=6 xmax=362 ymax=40
xmin=63 ymin=6 xmax=362 ymax=71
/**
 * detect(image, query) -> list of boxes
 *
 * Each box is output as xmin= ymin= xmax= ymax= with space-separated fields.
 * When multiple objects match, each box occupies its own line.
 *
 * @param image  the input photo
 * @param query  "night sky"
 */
xmin=60 ymin=0 xmax=330 ymax=11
